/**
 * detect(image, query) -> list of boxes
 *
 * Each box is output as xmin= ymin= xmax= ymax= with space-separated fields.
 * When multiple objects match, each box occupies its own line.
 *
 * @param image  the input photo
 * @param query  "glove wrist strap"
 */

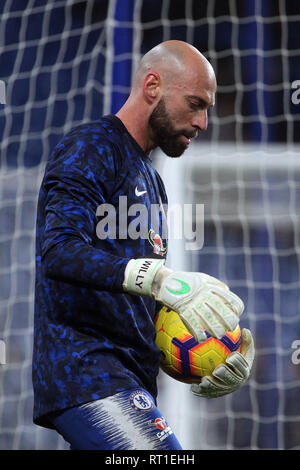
xmin=123 ymin=258 xmax=167 ymax=297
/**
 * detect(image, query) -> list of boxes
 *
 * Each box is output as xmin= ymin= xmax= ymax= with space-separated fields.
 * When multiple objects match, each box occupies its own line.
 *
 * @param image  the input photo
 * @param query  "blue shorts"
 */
xmin=49 ymin=388 xmax=182 ymax=450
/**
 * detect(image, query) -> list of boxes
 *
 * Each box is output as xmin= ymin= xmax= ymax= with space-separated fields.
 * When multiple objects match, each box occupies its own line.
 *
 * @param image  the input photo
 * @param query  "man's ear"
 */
xmin=143 ymin=72 xmax=161 ymax=104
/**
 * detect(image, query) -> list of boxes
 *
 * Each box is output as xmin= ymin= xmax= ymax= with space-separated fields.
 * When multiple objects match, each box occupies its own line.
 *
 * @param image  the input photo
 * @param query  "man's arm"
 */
xmin=41 ymin=138 xmax=245 ymax=347
xmin=41 ymin=142 xmax=129 ymax=293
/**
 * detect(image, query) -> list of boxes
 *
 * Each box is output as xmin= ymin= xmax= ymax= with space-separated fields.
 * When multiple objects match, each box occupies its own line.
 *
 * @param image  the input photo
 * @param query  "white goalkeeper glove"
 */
xmin=123 ymin=258 xmax=244 ymax=343
xmin=190 ymin=328 xmax=255 ymax=398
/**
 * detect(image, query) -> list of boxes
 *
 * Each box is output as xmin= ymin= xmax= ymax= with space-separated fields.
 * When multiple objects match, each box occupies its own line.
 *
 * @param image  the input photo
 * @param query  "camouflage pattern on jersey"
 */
xmin=32 ymin=115 xmax=168 ymax=428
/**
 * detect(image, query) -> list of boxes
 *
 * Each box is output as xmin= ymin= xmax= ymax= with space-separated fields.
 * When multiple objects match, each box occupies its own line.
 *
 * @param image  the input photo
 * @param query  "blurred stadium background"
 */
xmin=1 ymin=0 xmax=300 ymax=450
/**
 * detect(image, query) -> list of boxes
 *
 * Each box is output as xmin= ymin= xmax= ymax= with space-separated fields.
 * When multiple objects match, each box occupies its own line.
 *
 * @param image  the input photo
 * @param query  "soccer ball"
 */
xmin=154 ymin=306 xmax=241 ymax=384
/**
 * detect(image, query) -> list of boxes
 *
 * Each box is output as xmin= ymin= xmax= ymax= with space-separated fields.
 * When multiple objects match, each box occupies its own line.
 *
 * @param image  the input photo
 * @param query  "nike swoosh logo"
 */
xmin=166 ymin=278 xmax=191 ymax=295
xmin=135 ymin=187 xmax=147 ymax=197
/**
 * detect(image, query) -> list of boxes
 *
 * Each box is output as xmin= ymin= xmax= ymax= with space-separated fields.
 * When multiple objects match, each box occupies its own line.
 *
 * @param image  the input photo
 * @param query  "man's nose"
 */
xmin=192 ymin=109 xmax=208 ymax=131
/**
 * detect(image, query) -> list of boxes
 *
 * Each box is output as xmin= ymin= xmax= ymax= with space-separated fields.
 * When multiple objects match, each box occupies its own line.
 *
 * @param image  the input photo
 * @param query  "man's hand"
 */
xmin=123 ymin=258 xmax=244 ymax=343
xmin=190 ymin=328 xmax=255 ymax=398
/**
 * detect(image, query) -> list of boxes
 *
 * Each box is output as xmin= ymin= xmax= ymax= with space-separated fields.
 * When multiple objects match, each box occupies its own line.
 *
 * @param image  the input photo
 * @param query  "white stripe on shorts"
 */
xmin=80 ymin=390 xmax=167 ymax=450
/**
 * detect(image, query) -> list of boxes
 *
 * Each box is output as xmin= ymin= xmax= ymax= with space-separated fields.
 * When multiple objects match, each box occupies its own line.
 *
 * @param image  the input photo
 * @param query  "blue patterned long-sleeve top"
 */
xmin=32 ymin=115 xmax=168 ymax=428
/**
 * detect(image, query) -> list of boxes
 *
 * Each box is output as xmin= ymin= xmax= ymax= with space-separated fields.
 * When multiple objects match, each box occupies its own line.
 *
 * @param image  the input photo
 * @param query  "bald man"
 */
xmin=118 ymin=40 xmax=216 ymax=157
xmin=32 ymin=41 xmax=254 ymax=450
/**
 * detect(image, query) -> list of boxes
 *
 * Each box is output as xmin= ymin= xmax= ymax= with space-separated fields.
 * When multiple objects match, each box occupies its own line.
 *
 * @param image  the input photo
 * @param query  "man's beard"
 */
xmin=149 ymin=97 xmax=189 ymax=158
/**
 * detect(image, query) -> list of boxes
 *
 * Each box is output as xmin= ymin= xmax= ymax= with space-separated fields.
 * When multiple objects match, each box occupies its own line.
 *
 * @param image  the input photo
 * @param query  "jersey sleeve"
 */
xmin=40 ymin=137 xmax=129 ymax=292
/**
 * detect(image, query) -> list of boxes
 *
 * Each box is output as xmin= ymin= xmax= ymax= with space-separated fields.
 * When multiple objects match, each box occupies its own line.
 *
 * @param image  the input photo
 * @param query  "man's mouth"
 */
xmin=180 ymin=131 xmax=198 ymax=145
xmin=181 ymin=135 xmax=191 ymax=145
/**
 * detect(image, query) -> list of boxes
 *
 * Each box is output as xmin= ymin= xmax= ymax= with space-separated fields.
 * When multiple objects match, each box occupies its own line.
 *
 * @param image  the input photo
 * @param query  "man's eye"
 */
xmin=190 ymin=102 xmax=202 ymax=110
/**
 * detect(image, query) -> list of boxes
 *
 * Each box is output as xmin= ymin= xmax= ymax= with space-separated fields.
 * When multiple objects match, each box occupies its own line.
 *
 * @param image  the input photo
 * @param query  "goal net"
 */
xmin=1 ymin=0 xmax=300 ymax=450
xmin=155 ymin=144 xmax=300 ymax=450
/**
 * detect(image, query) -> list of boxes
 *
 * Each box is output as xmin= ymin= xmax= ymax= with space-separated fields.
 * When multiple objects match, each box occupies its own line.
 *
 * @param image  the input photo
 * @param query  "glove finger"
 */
xmin=190 ymin=377 xmax=228 ymax=398
xmin=191 ymin=303 xmax=227 ymax=340
xmin=240 ymin=328 xmax=255 ymax=368
xmin=190 ymin=382 xmax=210 ymax=398
xmin=204 ymin=297 xmax=240 ymax=333
xmin=197 ymin=273 xmax=230 ymax=291
xmin=212 ymin=286 xmax=244 ymax=318
xmin=191 ymin=376 xmax=234 ymax=398
xmin=226 ymin=352 xmax=250 ymax=380
xmin=178 ymin=309 xmax=208 ymax=343
xmin=212 ymin=362 xmax=245 ymax=386
xmin=191 ymin=376 xmax=212 ymax=393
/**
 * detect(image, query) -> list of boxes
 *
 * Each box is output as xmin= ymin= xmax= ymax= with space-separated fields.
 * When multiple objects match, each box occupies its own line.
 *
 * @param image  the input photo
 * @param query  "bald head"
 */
xmin=116 ymin=41 xmax=216 ymax=157
xmin=133 ymin=40 xmax=216 ymax=93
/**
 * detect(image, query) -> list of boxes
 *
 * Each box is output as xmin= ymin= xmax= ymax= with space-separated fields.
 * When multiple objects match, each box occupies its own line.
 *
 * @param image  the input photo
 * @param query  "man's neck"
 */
xmin=116 ymin=100 xmax=155 ymax=156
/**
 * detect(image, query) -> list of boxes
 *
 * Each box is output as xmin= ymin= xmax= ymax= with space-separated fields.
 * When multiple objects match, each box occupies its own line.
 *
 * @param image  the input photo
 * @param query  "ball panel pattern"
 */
xmin=155 ymin=306 xmax=241 ymax=384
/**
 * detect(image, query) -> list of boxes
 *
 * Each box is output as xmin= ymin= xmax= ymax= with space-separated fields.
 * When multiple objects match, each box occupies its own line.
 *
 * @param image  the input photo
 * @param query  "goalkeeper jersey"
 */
xmin=32 ymin=115 xmax=168 ymax=428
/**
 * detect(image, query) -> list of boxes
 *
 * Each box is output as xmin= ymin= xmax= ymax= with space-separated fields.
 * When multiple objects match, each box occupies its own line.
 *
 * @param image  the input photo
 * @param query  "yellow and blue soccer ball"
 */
xmin=154 ymin=306 xmax=241 ymax=384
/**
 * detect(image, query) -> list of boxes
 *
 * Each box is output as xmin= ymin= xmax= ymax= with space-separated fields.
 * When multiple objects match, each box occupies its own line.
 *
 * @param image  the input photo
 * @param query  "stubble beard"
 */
xmin=149 ymin=97 xmax=188 ymax=158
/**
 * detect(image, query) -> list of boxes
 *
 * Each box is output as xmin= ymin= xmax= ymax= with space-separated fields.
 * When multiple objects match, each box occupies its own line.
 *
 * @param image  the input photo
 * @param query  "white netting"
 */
xmin=0 ymin=0 xmax=111 ymax=450
xmin=1 ymin=0 xmax=300 ymax=449
xmin=155 ymin=145 xmax=300 ymax=450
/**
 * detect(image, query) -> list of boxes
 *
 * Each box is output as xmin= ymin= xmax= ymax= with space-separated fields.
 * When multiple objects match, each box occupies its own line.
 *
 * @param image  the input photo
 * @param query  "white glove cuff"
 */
xmin=123 ymin=258 xmax=167 ymax=297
